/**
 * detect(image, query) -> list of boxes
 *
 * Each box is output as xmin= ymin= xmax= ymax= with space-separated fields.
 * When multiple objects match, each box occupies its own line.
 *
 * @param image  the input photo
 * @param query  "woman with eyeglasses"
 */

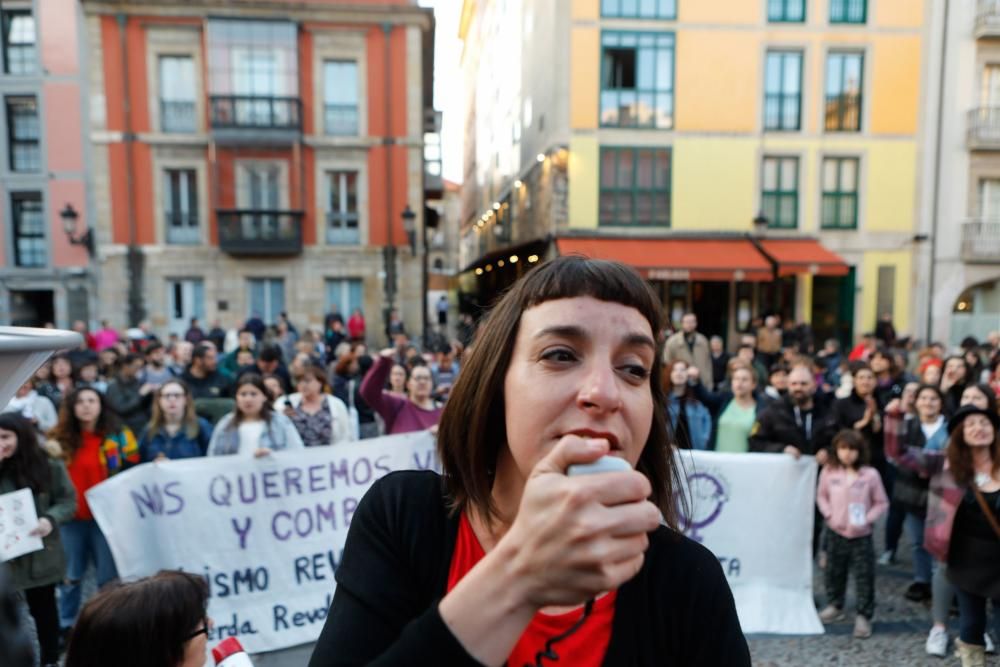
xmin=139 ymin=380 xmax=213 ymax=462
xmin=360 ymin=351 xmax=443 ymax=435
xmin=64 ymin=570 xmax=211 ymax=667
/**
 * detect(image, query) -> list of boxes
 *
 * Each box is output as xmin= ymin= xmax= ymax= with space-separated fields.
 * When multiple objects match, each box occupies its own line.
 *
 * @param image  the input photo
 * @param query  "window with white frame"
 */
xmin=164 ymin=169 xmax=199 ymax=244
xmin=247 ymin=278 xmax=284 ymax=324
xmin=326 ymin=170 xmax=359 ymax=244
xmin=323 ymin=60 xmax=359 ymax=135
xmin=325 ymin=278 xmax=363 ymax=317
xmin=159 ymin=56 xmax=197 ymax=133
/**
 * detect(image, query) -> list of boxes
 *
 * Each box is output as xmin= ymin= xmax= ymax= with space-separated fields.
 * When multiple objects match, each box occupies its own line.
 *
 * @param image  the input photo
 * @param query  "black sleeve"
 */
xmin=674 ymin=542 xmax=751 ymax=666
xmin=690 ymin=382 xmax=727 ymax=414
xmin=309 ymin=473 xmax=481 ymax=667
xmin=747 ymin=406 xmax=783 ymax=453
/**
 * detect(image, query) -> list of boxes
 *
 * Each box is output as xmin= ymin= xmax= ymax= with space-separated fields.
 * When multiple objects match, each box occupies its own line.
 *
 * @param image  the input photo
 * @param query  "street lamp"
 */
xmin=402 ymin=205 xmax=417 ymax=255
xmin=61 ymin=204 xmax=95 ymax=257
xmin=752 ymin=211 xmax=769 ymax=236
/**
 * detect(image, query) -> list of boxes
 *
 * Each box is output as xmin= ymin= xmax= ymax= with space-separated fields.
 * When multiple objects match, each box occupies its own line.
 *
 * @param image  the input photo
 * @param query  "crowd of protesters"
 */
xmin=3 ymin=303 xmax=1000 ymax=666
xmin=663 ymin=311 xmax=1000 ymax=664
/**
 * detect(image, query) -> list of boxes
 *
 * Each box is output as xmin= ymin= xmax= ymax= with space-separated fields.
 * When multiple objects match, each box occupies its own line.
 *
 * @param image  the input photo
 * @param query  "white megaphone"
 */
xmin=0 ymin=326 xmax=83 ymax=409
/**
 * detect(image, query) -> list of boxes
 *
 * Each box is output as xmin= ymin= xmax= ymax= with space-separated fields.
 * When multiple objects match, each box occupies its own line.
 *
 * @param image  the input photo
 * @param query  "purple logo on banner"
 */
xmin=676 ymin=470 xmax=730 ymax=543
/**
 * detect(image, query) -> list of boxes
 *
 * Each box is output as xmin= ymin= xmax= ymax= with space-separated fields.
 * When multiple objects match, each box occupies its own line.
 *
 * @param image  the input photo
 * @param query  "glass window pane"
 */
xmin=763 ymin=158 xmax=778 ymax=190
xmin=617 ymin=149 xmax=634 ymax=187
xmin=602 ymin=0 xmax=618 ymax=14
xmin=324 ymin=61 xmax=358 ymax=105
xmin=823 ymin=160 xmax=838 ymax=191
xmin=765 ymin=54 xmax=782 ymax=94
xmin=656 ymin=49 xmax=672 ymax=90
xmin=655 ymin=93 xmax=673 ymax=128
xmin=600 ymin=91 xmax=619 ymax=125
xmin=637 ymin=93 xmax=654 ymax=126
xmin=637 ymin=47 xmax=654 ymax=89
xmin=841 ymin=159 xmax=858 ymax=190
xmin=601 ymin=150 xmax=617 ymax=187
xmin=780 ymin=159 xmax=797 ymax=189
xmin=763 ymin=194 xmax=778 ymax=222
xmin=779 ymin=196 xmax=796 ymax=225
xmin=599 ymin=193 xmax=616 ymax=221
xmin=826 ymin=55 xmax=843 ymax=96
xmin=783 ymin=54 xmax=801 ymax=94
xmin=636 ymin=150 xmax=654 ymax=188
xmin=655 ymin=150 xmax=670 ymax=189
xmin=843 ymin=54 xmax=862 ymax=93
xmin=622 ymin=0 xmax=638 ymax=15
xmin=658 ymin=0 xmax=675 ymax=17
xmin=615 ymin=193 xmax=633 ymax=222
xmin=635 ymin=193 xmax=653 ymax=224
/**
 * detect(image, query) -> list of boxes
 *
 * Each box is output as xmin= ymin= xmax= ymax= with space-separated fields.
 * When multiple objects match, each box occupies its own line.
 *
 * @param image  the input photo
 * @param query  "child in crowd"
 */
xmin=816 ymin=429 xmax=889 ymax=639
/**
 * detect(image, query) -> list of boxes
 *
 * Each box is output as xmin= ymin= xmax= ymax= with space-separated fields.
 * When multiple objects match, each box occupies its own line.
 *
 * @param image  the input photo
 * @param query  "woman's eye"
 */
xmin=622 ymin=365 xmax=651 ymax=380
xmin=541 ymin=348 xmax=577 ymax=363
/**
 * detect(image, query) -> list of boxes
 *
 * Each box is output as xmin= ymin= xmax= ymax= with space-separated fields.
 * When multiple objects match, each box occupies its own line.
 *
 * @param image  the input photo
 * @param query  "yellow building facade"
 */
xmin=566 ymin=0 xmax=925 ymax=343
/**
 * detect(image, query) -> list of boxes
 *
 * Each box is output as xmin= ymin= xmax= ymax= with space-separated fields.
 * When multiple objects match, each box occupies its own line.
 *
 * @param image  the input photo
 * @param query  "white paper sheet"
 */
xmin=0 ymin=487 xmax=44 ymax=562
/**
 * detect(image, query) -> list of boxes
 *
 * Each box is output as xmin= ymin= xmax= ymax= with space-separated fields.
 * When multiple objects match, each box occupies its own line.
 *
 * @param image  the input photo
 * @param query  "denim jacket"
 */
xmin=666 ymin=394 xmax=712 ymax=450
xmin=207 ymin=412 xmax=304 ymax=456
xmin=139 ymin=418 xmax=214 ymax=461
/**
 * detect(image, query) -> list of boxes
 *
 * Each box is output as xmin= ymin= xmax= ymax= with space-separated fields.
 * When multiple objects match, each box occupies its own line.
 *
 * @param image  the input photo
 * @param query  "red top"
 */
xmin=68 ymin=431 xmax=108 ymax=520
xmin=446 ymin=513 xmax=616 ymax=667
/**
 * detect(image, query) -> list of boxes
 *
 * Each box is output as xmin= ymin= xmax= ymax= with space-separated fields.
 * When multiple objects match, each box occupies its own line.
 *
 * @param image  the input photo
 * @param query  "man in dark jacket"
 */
xmin=182 ymin=343 xmax=232 ymax=399
xmin=749 ymin=364 xmax=834 ymax=462
xmin=105 ymin=353 xmax=154 ymax=436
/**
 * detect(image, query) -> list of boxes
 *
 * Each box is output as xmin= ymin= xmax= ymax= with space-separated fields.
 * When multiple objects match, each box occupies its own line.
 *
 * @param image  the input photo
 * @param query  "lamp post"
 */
xmin=752 ymin=210 xmax=769 ymax=237
xmin=402 ymin=205 xmax=417 ymax=255
xmin=61 ymin=204 xmax=95 ymax=258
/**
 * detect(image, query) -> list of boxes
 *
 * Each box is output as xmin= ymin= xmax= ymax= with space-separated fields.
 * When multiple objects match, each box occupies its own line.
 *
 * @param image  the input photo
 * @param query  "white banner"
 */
xmin=86 ymin=432 xmax=439 ymax=653
xmin=87 ymin=438 xmax=820 ymax=655
xmin=676 ymin=450 xmax=823 ymax=635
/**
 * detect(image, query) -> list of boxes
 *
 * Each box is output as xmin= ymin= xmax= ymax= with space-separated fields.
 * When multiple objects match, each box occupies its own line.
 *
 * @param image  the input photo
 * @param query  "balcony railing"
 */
xmin=217 ymin=210 xmax=304 ymax=255
xmin=165 ymin=212 xmax=199 ymax=245
xmin=975 ymin=0 xmax=1000 ymax=38
xmin=209 ymin=96 xmax=302 ymax=131
xmin=961 ymin=220 xmax=1000 ymax=263
xmin=968 ymin=108 xmax=1000 ymax=149
xmin=824 ymin=93 xmax=862 ymax=132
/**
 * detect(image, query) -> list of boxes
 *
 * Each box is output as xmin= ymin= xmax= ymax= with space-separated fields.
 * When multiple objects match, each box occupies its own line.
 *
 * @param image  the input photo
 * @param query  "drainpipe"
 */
xmin=382 ymin=23 xmax=396 ymax=336
xmin=117 ymin=14 xmax=145 ymax=327
xmin=926 ymin=0 xmax=949 ymax=343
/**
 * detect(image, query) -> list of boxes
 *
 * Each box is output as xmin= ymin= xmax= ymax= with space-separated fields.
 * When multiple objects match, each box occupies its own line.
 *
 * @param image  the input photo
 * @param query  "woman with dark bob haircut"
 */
xmin=64 ymin=570 xmax=210 ymax=667
xmin=310 ymin=256 xmax=749 ymax=666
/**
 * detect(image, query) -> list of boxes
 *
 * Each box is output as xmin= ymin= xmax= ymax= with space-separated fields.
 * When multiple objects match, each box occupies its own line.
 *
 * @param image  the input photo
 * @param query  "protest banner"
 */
xmin=676 ymin=450 xmax=824 ymax=635
xmin=86 ymin=431 xmax=439 ymax=653
xmin=87 ymin=436 xmax=820 ymax=655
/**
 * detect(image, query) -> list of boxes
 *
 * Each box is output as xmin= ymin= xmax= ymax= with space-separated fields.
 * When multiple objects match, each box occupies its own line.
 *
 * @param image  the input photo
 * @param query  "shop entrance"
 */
xmin=812 ymin=268 xmax=856 ymax=350
xmin=9 ymin=290 xmax=55 ymax=327
xmin=691 ymin=281 xmax=730 ymax=341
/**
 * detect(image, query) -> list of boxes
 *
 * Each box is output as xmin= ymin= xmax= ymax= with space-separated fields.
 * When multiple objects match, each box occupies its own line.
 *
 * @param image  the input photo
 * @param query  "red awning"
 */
xmin=757 ymin=239 xmax=849 ymax=277
xmin=555 ymin=237 xmax=774 ymax=282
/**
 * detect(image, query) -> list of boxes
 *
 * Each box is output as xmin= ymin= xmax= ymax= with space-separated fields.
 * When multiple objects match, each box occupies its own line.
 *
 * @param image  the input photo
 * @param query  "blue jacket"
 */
xmin=139 ymin=418 xmax=213 ymax=461
xmin=666 ymin=394 xmax=712 ymax=450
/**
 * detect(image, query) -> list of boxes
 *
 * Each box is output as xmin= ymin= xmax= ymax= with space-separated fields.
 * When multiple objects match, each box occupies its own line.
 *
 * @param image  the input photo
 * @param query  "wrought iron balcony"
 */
xmin=967 ymin=108 xmax=1000 ymax=149
xmin=962 ymin=220 xmax=1000 ymax=263
xmin=217 ymin=210 xmax=303 ymax=256
xmin=209 ymin=96 xmax=302 ymax=143
xmin=975 ymin=0 xmax=1000 ymax=38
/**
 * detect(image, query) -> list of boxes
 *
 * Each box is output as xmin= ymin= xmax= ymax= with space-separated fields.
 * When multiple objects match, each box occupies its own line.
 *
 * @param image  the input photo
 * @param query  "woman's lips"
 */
xmin=565 ymin=429 xmax=622 ymax=451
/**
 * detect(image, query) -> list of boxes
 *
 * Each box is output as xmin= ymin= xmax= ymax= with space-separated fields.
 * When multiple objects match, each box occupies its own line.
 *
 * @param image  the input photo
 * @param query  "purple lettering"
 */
xmin=352 ymin=457 xmax=373 ymax=485
xmin=231 ymin=516 xmax=253 ymax=549
xmin=308 ymin=465 xmax=325 ymax=493
xmin=374 ymin=455 xmax=392 ymax=477
xmin=209 ymin=476 xmax=233 ymax=506
xmin=315 ymin=501 xmax=337 ymax=532
xmin=294 ymin=508 xmax=313 ymax=537
xmin=343 ymin=497 xmax=358 ymax=527
xmin=272 ymin=511 xmax=292 ymax=541
xmin=164 ymin=482 xmax=185 ymax=515
xmin=329 ymin=460 xmax=350 ymax=488
xmin=237 ymin=474 xmax=258 ymax=504
xmin=284 ymin=467 xmax=304 ymax=495
xmin=262 ymin=471 xmax=280 ymax=499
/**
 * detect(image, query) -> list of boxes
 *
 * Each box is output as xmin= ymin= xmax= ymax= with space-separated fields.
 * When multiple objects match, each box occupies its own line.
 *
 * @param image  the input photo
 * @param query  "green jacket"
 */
xmin=0 ymin=458 xmax=77 ymax=591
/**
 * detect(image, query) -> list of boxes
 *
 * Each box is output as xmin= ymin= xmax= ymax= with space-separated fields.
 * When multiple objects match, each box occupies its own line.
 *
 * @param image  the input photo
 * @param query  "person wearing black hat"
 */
xmin=884 ymin=403 xmax=1000 ymax=667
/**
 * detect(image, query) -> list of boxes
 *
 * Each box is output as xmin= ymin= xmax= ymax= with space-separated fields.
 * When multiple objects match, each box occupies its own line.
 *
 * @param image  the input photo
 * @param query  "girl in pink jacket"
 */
xmin=816 ymin=429 xmax=889 ymax=639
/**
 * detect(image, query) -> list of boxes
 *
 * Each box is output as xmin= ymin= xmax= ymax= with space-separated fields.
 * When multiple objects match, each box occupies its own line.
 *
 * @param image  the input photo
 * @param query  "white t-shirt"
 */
xmin=238 ymin=421 xmax=266 ymax=457
xmin=920 ymin=416 xmax=945 ymax=443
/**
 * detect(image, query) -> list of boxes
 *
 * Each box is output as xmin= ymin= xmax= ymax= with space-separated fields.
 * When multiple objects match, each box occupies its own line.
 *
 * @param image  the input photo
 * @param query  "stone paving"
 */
xmin=749 ymin=528 xmax=997 ymax=667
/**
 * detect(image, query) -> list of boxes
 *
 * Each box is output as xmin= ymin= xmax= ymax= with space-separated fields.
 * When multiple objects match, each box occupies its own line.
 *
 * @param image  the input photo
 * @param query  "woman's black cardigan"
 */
xmin=309 ymin=471 xmax=750 ymax=666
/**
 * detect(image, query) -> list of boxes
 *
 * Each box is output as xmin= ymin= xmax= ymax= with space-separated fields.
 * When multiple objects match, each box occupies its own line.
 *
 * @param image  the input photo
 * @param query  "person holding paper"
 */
xmin=310 ymin=256 xmax=749 ymax=666
xmin=47 ymin=386 xmax=139 ymax=637
xmin=0 ymin=413 xmax=77 ymax=667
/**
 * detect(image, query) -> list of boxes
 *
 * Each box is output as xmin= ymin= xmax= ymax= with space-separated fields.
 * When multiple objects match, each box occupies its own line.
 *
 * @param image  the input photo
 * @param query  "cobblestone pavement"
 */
xmin=748 ymin=526 xmax=997 ymax=667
